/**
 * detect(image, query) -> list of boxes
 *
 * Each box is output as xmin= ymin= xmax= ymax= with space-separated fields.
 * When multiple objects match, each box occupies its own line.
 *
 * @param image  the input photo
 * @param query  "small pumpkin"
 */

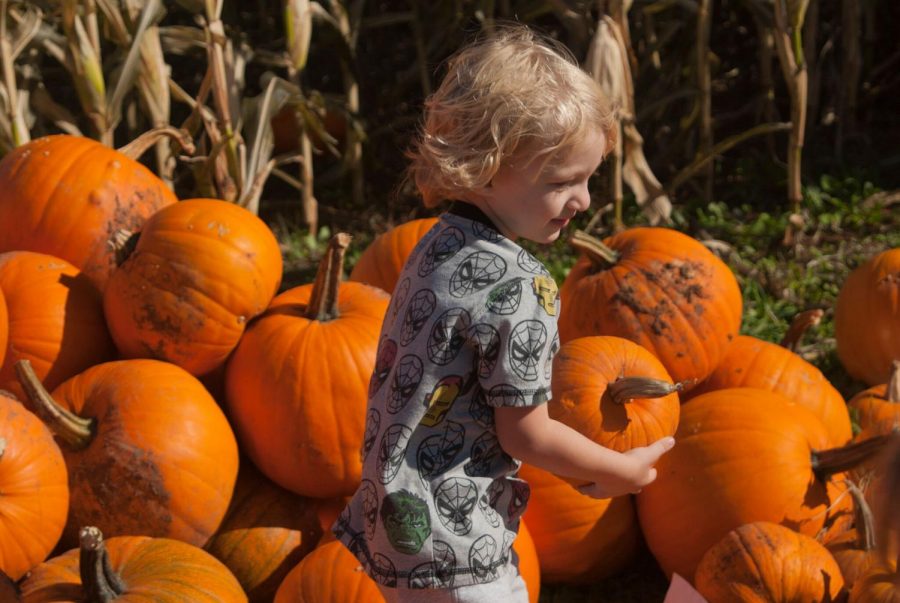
xmin=348 ymin=217 xmax=439 ymax=293
xmin=0 ymin=394 xmax=69 ymax=581
xmin=0 ymin=134 xmax=183 ymax=292
xmin=636 ymin=387 xmax=886 ymax=580
xmin=16 ymin=358 xmax=239 ymax=549
xmin=205 ymin=460 xmax=323 ymax=603
xmin=103 ymin=198 xmax=283 ymax=377
xmin=273 ymin=539 xmax=384 ymax=603
xmin=519 ymin=462 xmax=640 ymax=583
xmin=835 ymin=248 xmax=900 ymax=386
xmin=19 ymin=526 xmax=246 ymax=602
xmin=849 ymin=361 xmax=900 ymax=436
xmin=695 ymin=521 xmax=844 ymax=602
xmin=0 ymin=251 xmax=116 ymax=401
xmin=225 ymin=234 xmax=389 ymax=497
xmin=558 ymin=228 xmax=742 ymax=390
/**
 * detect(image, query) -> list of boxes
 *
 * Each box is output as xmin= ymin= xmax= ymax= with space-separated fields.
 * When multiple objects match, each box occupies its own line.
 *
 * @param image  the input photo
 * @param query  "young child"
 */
xmin=333 ymin=25 xmax=675 ymax=602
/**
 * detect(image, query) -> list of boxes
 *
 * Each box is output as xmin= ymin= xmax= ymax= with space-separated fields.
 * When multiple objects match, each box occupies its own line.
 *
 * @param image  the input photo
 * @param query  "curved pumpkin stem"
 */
xmin=844 ymin=479 xmax=877 ymax=552
xmin=811 ymin=434 xmax=892 ymax=481
xmin=0 ymin=437 xmax=6 ymax=458
xmin=779 ymin=308 xmax=823 ymax=352
xmin=305 ymin=233 xmax=352 ymax=322
xmin=14 ymin=360 xmax=94 ymax=450
xmin=569 ymin=229 xmax=620 ymax=270
xmin=116 ymin=126 xmax=196 ymax=161
xmin=888 ymin=360 xmax=900 ymax=404
xmin=607 ymin=377 xmax=682 ymax=404
xmin=80 ymin=527 xmax=127 ymax=602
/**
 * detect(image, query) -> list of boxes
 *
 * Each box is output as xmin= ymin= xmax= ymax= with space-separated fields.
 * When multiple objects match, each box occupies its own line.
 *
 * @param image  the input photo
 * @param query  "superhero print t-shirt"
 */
xmin=333 ymin=202 xmax=561 ymax=589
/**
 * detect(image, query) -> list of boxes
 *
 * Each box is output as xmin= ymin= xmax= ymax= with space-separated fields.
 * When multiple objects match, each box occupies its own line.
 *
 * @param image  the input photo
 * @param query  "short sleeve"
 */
xmin=467 ymin=272 xmax=561 ymax=407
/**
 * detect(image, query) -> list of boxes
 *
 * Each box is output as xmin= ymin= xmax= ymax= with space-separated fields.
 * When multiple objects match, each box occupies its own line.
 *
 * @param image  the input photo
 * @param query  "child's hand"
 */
xmin=576 ymin=436 xmax=675 ymax=499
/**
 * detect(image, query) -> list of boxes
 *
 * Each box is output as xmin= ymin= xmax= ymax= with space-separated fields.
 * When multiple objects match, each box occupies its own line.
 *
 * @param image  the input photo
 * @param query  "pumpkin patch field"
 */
xmin=1 ymin=2 xmax=900 ymax=602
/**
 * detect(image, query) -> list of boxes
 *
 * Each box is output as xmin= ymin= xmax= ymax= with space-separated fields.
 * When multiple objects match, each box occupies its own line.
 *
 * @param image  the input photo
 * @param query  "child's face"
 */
xmin=479 ymin=127 xmax=607 ymax=244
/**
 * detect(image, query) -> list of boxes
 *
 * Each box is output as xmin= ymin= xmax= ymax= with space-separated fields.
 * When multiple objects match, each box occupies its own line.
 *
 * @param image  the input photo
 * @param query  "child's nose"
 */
xmin=571 ymin=183 xmax=591 ymax=212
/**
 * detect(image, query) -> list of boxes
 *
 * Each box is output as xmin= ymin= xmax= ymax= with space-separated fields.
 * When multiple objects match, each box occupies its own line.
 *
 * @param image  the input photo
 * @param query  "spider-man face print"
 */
xmin=508 ymin=319 xmax=547 ymax=381
xmin=387 ymin=354 xmax=424 ymax=414
xmin=400 ymin=289 xmax=437 ymax=346
xmin=390 ymin=277 xmax=411 ymax=320
xmin=468 ymin=534 xmax=501 ymax=583
xmin=377 ymin=423 xmax=413 ymax=485
xmin=472 ymin=221 xmax=502 ymax=242
xmin=360 ymin=479 xmax=379 ymax=540
xmin=464 ymin=431 xmax=513 ymax=477
xmin=468 ymin=323 xmax=500 ymax=378
xmin=418 ymin=227 xmax=465 ymax=277
xmin=361 ymin=407 xmax=381 ymax=462
xmin=427 ymin=308 xmax=471 ymax=365
xmin=449 ymin=251 xmax=506 ymax=298
xmin=417 ymin=420 xmax=465 ymax=483
xmin=434 ymin=477 xmax=479 ymax=536
xmin=408 ymin=540 xmax=457 ymax=589
xmin=544 ymin=331 xmax=560 ymax=380
xmin=516 ymin=248 xmax=546 ymax=274
xmin=369 ymin=338 xmax=398 ymax=397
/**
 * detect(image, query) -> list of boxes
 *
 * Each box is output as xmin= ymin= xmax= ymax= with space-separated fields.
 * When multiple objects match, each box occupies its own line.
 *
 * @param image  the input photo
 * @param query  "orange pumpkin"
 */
xmin=849 ymin=361 xmax=900 ymax=436
xmin=825 ymin=483 xmax=880 ymax=590
xmin=636 ymin=387 xmax=881 ymax=581
xmin=205 ymin=460 xmax=323 ymax=603
xmin=349 ymin=217 xmax=439 ymax=294
xmin=0 ymin=288 xmax=7 ymax=370
xmin=695 ymin=521 xmax=844 ymax=602
xmin=0 ymin=394 xmax=69 ymax=581
xmin=19 ymin=527 xmax=246 ymax=602
xmin=0 ymin=252 xmax=116 ymax=401
xmin=549 ymin=336 xmax=680 ymax=453
xmin=849 ymin=556 xmax=899 ymax=603
xmin=514 ymin=520 xmax=541 ymax=603
xmin=835 ymin=248 xmax=900 ymax=386
xmin=519 ymin=462 xmax=640 ymax=583
xmin=688 ymin=333 xmax=852 ymax=446
xmin=0 ymin=135 xmax=178 ymax=292
xmin=558 ymin=228 xmax=742 ymax=390
xmin=225 ymin=234 xmax=390 ymax=497
xmin=103 ymin=198 xmax=283 ymax=377
xmin=273 ymin=539 xmax=384 ymax=602
xmin=16 ymin=358 xmax=239 ymax=550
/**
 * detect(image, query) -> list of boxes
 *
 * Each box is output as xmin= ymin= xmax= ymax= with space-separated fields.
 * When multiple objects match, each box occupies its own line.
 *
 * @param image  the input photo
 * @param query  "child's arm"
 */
xmin=495 ymin=403 xmax=674 ymax=499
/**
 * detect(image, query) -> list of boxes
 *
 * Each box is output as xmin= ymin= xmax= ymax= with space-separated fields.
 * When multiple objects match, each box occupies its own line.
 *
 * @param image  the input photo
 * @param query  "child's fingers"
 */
xmin=640 ymin=436 xmax=675 ymax=462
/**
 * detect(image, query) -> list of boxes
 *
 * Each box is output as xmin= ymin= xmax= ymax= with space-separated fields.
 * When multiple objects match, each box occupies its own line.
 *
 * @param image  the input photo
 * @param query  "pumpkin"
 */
xmin=0 ymin=571 xmax=18 ymax=602
xmin=835 ymin=248 xmax=900 ymax=386
xmin=0 ymin=252 xmax=116 ymax=401
xmin=549 ymin=335 xmax=680 ymax=455
xmin=519 ymin=462 xmax=640 ymax=583
xmin=695 ymin=521 xmax=844 ymax=602
xmin=205 ymin=460 xmax=323 ymax=603
xmin=825 ymin=482 xmax=881 ymax=590
xmin=558 ymin=228 xmax=742 ymax=390
xmin=273 ymin=539 xmax=384 ymax=602
xmin=19 ymin=526 xmax=246 ymax=602
xmin=849 ymin=361 xmax=900 ymax=436
xmin=688 ymin=327 xmax=852 ymax=446
xmin=0 ymin=134 xmax=179 ymax=292
xmin=0 ymin=394 xmax=69 ymax=581
xmin=225 ymin=233 xmax=390 ymax=497
xmin=636 ymin=387 xmax=886 ymax=581
xmin=849 ymin=557 xmax=899 ymax=603
xmin=514 ymin=520 xmax=541 ymax=603
xmin=0 ymin=288 xmax=6 ymax=370
xmin=103 ymin=198 xmax=283 ymax=377
xmin=348 ymin=217 xmax=439 ymax=293
xmin=16 ymin=358 xmax=238 ymax=549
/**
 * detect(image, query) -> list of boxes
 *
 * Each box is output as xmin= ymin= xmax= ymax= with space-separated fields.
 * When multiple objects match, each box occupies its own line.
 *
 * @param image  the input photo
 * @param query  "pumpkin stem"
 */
xmin=80 ymin=527 xmax=126 ymax=602
xmin=109 ymin=229 xmax=141 ymax=267
xmin=569 ymin=229 xmax=619 ymax=269
xmin=116 ymin=126 xmax=196 ymax=161
xmin=0 ymin=437 xmax=6 ymax=458
xmin=887 ymin=360 xmax=900 ymax=404
xmin=779 ymin=309 xmax=823 ymax=352
xmin=607 ymin=377 xmax=683 ymax=404
xmin=811 ymin=434 xmax=892 ymax=480
xmin=305 ymin=233 xmax=352 ymax=322
xmin=843 ymin=479 xmax=877 ymax=551
xmin=14 ymin=360 xmax=94 ymax=450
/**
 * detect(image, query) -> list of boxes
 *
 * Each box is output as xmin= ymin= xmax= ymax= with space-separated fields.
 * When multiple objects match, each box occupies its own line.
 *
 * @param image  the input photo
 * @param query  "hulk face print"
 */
xmin=381 ymin=489 xmax=431 ymax=554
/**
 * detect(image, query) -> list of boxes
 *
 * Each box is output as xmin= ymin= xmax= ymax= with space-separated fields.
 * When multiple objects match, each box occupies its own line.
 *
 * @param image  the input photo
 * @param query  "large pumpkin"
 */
xmin=16 ymin=358 xmax=239 ymax=549
xmin=549 ymin=335 xmax=680 ymax=453
xmin=0 ymin=288 xmax=6 ymax=370
xmin=19 ymin=527 xmax=246 ymax=602
xmin=558 ymin=228 xmax=742 ymax=390
xmin=205 ymin=460 xmax=323 ymax=603
xmin=636 ymin=387 xmax=882 ymax=581
xmin=0 ymin=394 xmax=69 ymax=581
xmin=688 ymin=333 xmax=852 ymax=446
xmin=273 ymin=539 xmax=384 ymax=603
xmin=103 ymin=198 xmax=283 ymax=377
xmin=514 ymin=520 xmax=541 ymax=603
xmin=0 ymin=252 xmax=116 ymax=401
xmin=519 ymin=462 xmax=640 ymax=583
xmin=835 ymin=248 xmax=900 ymax=386
xmin=0 ymin=135 xmax=178 ymax=292
xmin=348 ymin=217 xmax=438 ymax=294
xmin=225 ymin=234 xmax=389 ymax=497
xmin=695 ymin=521 xmax=844 ymax=602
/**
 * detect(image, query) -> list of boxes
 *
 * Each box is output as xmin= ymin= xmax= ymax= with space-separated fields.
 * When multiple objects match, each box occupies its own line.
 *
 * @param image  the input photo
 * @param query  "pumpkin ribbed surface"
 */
xmin=274 ymin=539 xmax=384 ymax=602
xmin=349 ymin=217 xmax=438 ymax=293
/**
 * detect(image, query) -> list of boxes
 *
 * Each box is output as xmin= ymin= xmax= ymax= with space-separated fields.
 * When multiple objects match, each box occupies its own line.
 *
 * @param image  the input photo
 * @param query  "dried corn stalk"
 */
xmin=773 ymin=0 xmax=808 ymax=213
xmin=0 ymin=0 xmax=40 ymax=151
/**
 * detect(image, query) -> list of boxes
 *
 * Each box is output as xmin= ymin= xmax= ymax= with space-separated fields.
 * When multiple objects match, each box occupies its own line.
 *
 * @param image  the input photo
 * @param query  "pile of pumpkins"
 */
xmin=0 ymin=133 xmax=897 ymax=602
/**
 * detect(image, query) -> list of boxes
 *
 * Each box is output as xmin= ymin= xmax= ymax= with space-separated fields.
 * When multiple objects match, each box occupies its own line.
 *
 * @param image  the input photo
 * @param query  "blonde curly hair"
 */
xmin=407 ymin=25 xmax=617 ymax=208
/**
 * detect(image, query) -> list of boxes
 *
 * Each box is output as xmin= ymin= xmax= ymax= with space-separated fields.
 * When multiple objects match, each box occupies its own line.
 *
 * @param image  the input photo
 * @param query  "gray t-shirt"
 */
xmin=333 ymin=204 xmax=560 ymax=589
